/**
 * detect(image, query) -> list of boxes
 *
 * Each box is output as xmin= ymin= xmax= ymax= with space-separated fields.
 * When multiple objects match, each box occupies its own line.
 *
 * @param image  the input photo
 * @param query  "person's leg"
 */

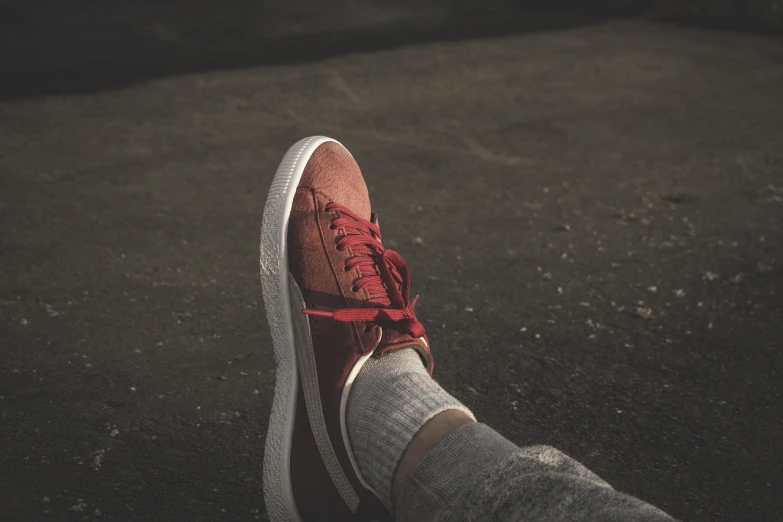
xmin=261 ymin=136 xmax=673 ymax=522
xmin=348 ymin=349 xmax=675 ymax=522
xmin=390 ymin=408 xmax=473 ymax=506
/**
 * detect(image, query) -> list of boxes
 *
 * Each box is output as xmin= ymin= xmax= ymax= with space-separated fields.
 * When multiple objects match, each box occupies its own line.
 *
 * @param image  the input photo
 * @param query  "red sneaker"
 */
xmin=259 ymin=136 xmax=434 ymax=522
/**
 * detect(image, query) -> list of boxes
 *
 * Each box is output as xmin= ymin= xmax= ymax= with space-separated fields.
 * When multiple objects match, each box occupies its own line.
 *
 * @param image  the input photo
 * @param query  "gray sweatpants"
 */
xmin=396 ymin=422 xmax=674 ymax=522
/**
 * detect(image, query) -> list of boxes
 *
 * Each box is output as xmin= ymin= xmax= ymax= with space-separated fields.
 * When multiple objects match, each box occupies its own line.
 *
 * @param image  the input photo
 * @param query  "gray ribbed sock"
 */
xmin=346 ymin=349 xmax=475 ymax=511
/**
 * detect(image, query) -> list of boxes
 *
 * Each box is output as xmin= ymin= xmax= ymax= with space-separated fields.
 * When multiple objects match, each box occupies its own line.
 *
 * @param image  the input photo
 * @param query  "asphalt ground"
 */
xmin=1 ymin=3 xmax=782 ymax=521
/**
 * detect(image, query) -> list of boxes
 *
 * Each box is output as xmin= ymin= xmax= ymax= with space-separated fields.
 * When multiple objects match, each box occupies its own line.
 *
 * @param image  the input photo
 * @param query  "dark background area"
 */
xmin=1 ymin=0 xmax=781 ymax=100
xmin=1 ymin=1 xmax=782 ymax=521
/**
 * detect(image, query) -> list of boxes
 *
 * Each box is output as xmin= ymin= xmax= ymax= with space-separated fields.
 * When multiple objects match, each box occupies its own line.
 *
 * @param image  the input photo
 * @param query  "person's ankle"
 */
xmin=391 ymin=409 xmax=475 ymax=510
xmin=346 ymin=349 xmax=474 ymax=511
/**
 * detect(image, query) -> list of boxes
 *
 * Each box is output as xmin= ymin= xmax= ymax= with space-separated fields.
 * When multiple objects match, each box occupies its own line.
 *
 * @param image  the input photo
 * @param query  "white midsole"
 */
xmin=259 ymin=136 xmax=338 ymax=522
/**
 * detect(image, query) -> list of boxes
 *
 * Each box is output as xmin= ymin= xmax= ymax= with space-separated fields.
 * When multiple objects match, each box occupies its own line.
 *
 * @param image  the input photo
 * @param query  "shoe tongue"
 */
xmin=363 ymin=211 xmax=403 ymax=303
xmin=365 ymin=276 xmax=390 ymax=303
xmin=301 ymin=141 xmax=372 ymax=220
xmin=367 ymin=256 xmax=408 ymax=306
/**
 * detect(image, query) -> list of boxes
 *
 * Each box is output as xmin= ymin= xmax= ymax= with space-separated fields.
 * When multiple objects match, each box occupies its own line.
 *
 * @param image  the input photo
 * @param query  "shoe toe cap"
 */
xmin=300 ymin=141 xmax=371 ymax=219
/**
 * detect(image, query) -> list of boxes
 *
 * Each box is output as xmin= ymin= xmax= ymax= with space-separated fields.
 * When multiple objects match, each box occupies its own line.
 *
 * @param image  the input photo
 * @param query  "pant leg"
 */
xmin=395 ymin=422 xmax=674 ymax=522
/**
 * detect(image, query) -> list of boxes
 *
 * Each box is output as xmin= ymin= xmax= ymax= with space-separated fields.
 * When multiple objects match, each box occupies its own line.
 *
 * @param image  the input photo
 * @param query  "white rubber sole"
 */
xmin=259 ymin=136 xmax=340 ymax=522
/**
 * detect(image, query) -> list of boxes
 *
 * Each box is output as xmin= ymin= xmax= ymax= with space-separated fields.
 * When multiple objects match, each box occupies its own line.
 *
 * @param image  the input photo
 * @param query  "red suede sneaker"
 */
xmin=259 ymin=136 xmax=434 ymax=522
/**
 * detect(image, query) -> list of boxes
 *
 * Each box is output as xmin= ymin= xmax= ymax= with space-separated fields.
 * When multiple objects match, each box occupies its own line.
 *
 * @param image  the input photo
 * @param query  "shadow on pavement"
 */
xmin=0 ymin=0 xmax=613 ymax=101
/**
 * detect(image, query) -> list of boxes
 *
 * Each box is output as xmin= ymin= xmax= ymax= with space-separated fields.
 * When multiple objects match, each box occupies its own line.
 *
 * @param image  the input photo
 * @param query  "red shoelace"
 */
xmin=302 ymin=202 xmax=426 ymax=338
